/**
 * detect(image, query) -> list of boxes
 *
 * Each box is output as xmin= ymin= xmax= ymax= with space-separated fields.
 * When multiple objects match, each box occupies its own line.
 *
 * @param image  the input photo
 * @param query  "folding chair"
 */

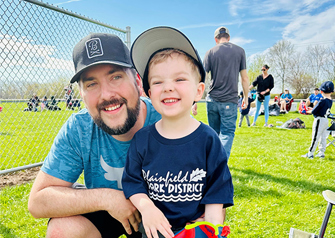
xmin=289 ymin=190 xmax=335 ymax=238
xmin=326 ymin=115 xmax=335 ymax=148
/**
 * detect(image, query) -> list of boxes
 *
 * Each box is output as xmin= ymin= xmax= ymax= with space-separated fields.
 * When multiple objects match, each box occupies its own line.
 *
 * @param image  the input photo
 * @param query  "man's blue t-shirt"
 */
xmin=41 ymin=97 xmax=161 ymax=190
xmin=309 ymin=93 xmax=323 ymax=103
xmin=122 ymin=122 xmax=234 ymax=228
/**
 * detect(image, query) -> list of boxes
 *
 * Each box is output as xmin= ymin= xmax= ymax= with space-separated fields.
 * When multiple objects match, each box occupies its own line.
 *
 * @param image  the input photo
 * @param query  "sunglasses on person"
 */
xmin=261 ymin=69 xmax=266 ymax=71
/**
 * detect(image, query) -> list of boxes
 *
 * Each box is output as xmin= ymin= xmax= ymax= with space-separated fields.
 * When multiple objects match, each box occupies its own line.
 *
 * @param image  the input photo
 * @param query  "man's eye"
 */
xmin=113 ymin=75 xmax=122 ymax=80
xmin=87 ymin=82 xmax=96 ymax=88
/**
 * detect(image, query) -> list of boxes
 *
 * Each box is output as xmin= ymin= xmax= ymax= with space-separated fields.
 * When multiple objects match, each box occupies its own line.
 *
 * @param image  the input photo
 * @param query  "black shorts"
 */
xmin=82 ymin=211 xmax=142 ymax=238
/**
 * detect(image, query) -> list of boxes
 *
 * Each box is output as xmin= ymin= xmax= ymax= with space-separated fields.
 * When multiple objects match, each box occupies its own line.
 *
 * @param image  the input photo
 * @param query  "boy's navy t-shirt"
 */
xmin=312 ymin=98 xmax=333 ymax=118
xmin=122 ymin=122 xmax=234 ymax=228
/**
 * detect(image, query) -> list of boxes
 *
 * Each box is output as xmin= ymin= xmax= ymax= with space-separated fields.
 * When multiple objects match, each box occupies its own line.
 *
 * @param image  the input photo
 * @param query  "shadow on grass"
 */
xmin=0 ymin=221 xmax=17 ymax=238
xmin=230 ymin=167 xmax=335 ymax=194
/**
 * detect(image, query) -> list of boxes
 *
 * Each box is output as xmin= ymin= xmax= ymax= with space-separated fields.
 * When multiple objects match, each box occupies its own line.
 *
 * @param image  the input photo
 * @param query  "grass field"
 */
xmin=0 ymin=102 xmax=80 ymax=171
xmin=1 ymin=103 xmax=335 ymax=237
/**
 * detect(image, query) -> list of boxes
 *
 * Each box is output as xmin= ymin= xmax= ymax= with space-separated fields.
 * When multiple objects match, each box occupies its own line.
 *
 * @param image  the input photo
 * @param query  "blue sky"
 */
xmin=47 ymin=0 xmax=335 ymax=61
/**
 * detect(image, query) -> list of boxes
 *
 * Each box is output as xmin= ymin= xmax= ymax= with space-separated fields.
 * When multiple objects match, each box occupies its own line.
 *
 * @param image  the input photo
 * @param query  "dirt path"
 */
xmin=0 ymin=167 xmax=40 ymax=189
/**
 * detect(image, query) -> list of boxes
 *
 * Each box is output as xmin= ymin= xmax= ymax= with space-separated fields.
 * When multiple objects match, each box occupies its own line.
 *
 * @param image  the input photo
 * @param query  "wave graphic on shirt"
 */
xmin=149 ymin=192 xmax=202 ymax=202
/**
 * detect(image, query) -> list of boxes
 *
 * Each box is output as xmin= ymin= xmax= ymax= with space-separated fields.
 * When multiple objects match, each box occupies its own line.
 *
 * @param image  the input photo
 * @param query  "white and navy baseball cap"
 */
xmin=70 ymin=33 xmax=133 ymax=83
xmin=130 ymin=26 xmax=206 ymax=96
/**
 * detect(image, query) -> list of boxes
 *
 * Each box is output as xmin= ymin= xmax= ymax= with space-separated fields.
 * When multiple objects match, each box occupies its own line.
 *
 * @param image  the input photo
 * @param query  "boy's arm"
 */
xmin=205 ymin=204 xmax=224 ymax=225
xmin=130 ymin=193 xmax=174 ymax=238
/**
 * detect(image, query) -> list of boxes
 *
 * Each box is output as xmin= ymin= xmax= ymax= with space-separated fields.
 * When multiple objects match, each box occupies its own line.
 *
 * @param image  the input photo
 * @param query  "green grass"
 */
xmin=0 ymin=102 xmax=80 ymax=170
xmin=1 ymin=103 xmax=335 ymax=237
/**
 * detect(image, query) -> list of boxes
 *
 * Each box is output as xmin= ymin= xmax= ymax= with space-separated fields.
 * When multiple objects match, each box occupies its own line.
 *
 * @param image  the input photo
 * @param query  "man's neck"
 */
xmin=112 ymin=99 xmax=147 ymax=142
xmin=217 ymin=38 xmax=229 ymax=44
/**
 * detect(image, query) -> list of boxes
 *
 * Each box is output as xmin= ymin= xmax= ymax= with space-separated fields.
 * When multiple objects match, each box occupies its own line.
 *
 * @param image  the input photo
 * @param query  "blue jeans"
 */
xmin=206 ymin=96 xmax=237 ymax=159
xmin=253 ymin=94 xmax=270 ymax=124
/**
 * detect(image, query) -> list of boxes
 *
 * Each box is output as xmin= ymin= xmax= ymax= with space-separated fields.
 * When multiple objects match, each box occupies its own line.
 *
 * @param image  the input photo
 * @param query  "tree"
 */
xmin=268 ymin=40 xmax=295 ymax=92
xmin=324 ymin=44 xmax=335 ymax=82
xmin=247 ymin=54 xmax=266 ymax=83
xmin=305 ymin=45 xmax=328 ymax=85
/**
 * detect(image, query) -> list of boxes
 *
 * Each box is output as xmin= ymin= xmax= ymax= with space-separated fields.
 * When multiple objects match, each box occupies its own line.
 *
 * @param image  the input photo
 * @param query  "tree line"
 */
xmin=247 ymin=40 xmax=335 ymax=98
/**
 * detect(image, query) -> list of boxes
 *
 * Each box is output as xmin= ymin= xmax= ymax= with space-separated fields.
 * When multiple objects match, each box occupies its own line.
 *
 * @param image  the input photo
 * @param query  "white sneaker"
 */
xmin=315 ymin=153 xmax=325 ymax=158
xmin=251 ymin=122 xmax=256 ymax=126
xmin=301 ymin=153 xmax=313 ymax=159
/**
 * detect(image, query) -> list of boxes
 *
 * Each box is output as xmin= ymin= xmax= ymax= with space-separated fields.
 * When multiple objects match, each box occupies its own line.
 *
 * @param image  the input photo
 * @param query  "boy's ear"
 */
xmin=148 ymin=88 xmax=151 ymax=98
xmin=194 ymin=82 xmax=205 ymax=102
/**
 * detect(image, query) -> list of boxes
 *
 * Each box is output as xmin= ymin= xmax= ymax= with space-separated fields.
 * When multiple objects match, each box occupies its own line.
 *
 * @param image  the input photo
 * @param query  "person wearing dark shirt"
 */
xmin=238 ymin=91 xmax=254 ymax=127
xmin=302 ymin=81 xmax=334 ymax=159
xmin=123 ymin=27 xmax=233 ymax=238
xmin=249 ymin=64 xmax=274 ymax=127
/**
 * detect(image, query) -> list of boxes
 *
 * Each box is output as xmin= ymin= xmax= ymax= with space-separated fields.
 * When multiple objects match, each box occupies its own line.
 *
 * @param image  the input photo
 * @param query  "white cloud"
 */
xmin=231 ymin=37 xmax=254 ymax=46
xmin=56 ymin=0 xmax=81 ymax=6
xmin=0 ymin=34 xmax=73 ymax=71
xmin=283 ymin=5 xmax=335 ymax=48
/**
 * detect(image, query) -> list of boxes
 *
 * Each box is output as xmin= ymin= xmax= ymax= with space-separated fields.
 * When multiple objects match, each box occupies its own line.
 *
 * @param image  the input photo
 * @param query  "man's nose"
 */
xmin=100 ymin=80 xmax=117 ymax=100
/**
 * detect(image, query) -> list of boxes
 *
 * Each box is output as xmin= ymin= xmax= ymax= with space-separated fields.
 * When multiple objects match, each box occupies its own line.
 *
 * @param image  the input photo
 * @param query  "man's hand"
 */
xmin=107 ymin=191 xmax=141 ymax=235
xmin=192 ymin=103 xmax=198 ymax=116
xmin=241 ymin=97 xmax=248 ymax=110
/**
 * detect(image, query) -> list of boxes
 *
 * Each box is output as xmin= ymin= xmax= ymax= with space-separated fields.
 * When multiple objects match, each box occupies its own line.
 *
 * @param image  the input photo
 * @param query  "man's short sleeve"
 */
xmin=42 ymin=114 xmax=84 ymax=183
xmin=203 ymin=50 xmax=211 ymax=73
xmin=240 ymin=48 xmax=247 ymax=71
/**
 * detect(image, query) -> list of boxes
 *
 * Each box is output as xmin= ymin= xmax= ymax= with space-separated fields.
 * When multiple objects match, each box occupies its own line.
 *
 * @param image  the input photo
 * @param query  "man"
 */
xmin=193 ymin=26 xmax=249 ymax=159
xmin=306 ymin=88 xmax=323 ymax=108
xmin=28 ymin=33 xmax=161 ymax=238
xmin=279 ymin=89 xmax=293 ymax=113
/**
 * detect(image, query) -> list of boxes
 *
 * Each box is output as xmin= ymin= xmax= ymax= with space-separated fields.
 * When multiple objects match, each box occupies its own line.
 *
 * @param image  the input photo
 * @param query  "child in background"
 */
xmin=122 ymin=27 xmax=233 ymax=238
xmin=302 ymin=81 xmax=334 ymax=159
xmin=238 ymin=91 xmax=254 ymax=127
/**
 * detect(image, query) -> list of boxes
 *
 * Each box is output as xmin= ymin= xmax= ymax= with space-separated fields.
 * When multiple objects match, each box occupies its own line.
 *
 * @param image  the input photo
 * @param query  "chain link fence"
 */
xmin=0 ymin=0 xmax=130 ymax=174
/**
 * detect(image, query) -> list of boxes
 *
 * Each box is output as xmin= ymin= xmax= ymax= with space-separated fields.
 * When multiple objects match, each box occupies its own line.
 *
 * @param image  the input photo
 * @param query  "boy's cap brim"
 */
xmin=130 ymin=26 xmax=205 ymax=96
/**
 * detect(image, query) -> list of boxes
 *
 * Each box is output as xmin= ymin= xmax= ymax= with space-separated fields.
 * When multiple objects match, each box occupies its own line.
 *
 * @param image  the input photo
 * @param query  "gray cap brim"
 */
xmin=130 ymin=27 xmax=205 ymax=95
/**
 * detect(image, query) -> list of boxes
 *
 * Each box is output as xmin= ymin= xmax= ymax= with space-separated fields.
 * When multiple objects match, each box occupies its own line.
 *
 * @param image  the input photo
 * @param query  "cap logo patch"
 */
xmin=85 ymin=38 xmax=104 ymax=58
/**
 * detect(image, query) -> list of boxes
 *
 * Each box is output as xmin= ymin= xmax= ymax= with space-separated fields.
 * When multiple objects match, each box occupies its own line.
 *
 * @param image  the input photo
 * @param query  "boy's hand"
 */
xmin=141 ymin=206 xmax=174 ymax=238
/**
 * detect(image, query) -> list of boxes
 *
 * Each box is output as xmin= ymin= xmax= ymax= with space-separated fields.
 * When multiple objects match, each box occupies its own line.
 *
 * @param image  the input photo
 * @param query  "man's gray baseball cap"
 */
xmin=214 ymin=26 xmax=230 ymax=38
xmin=70 ymin=33 xmax=133 ymax=83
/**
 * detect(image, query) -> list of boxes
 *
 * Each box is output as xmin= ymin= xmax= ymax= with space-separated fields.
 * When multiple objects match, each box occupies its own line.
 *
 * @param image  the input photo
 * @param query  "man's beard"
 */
xmin=93 ymin=97 xmax=140 ymax=135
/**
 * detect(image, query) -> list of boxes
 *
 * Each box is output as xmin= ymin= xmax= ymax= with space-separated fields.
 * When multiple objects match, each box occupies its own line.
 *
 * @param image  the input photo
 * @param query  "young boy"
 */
xmin=302 ymin=81 xmax=334 ymax=159
xmin=122 ymin=27 xmax=233 ymax=238
xmin=238 ymin=91 xmax=254 ymax=127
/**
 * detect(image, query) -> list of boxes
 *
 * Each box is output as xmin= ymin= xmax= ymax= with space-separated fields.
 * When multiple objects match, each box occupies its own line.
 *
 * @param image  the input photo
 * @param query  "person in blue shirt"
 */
xmin=28 ymin=33 xmax=161 ymax=238
xmin=279 ymin=89 xmax=293 ymax=113
xmin=306 ymin=88 xmax=323 ymax=108
xmin=302 ymin=81 xmax=334 ymax=159
xmin=122 ymin=27 xmax=233 ymax=238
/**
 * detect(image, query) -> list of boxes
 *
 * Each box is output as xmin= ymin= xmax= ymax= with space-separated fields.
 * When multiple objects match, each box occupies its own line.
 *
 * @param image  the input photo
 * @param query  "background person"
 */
xmin=28 ymin=33 xmax=161 ymax=238
xmin=306 ymin=88 xmax=323 ymax=108
xmin=238 ymin=91 xmax=254 ymax=127
xmin=280 ymin=89 xmax=292 ymax=113
xmin=123 ymin=26 xmax=233 ymax=238
xmin=249 ymin=64 xmax=274 ymax=127
xmin=193 ymin=26 xmax=249 ymax=159
xmin=301 ymin=81 xmax=334 ymax=159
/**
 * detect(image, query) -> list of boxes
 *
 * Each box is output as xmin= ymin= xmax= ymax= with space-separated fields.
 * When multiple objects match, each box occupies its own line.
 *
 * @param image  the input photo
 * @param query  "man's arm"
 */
xmin=240 ymin=69 xmax=249 ymax=109
xmin=28 ymin=171 xmax=141 ymax=234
